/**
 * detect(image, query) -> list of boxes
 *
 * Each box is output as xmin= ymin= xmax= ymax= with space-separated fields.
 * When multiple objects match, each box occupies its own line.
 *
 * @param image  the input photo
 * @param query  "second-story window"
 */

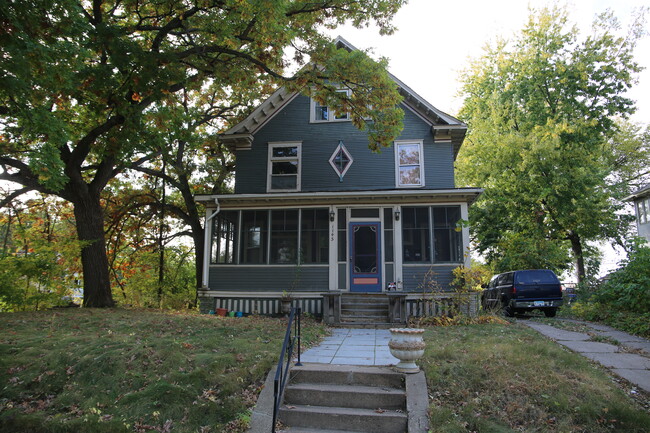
xmin=268 ymin=142 xmax=301 ymax=192
xmin=395 ymin=140 xmax=424 ymax=187
xmin=311 ymin=89 xmax=351 ymax=122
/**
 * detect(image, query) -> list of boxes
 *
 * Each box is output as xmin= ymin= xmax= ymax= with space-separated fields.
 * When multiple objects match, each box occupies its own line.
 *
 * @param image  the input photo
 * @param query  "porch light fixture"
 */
xmin=394 ymin=210 xmax=400 ymax=221
xmin=329 ymin=211 xmax=336 ymax=222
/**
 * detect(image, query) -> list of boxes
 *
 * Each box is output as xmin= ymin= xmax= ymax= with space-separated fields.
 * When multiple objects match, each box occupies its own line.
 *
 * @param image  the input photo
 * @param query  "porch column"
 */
xmin=328 ymin=206 xmax=337 ymax=291
xmin=460 ymin=203 xmax=470 ymax=267
xmin=393 ymin=205 xmax=403 ymax=291
xmin=202 ymin=208 xmax=214 ymax=288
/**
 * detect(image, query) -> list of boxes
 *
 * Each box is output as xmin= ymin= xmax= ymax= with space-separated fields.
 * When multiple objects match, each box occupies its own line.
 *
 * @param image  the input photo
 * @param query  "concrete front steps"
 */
xmin=277 ymin=364 xmax=408 ymax=433
xmin=339 ymin=294 xmax=391 ymax=327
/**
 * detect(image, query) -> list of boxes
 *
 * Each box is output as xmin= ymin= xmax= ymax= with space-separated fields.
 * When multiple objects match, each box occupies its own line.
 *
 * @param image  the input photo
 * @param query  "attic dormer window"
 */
xmin=311 ymin=89 xmax=351 ymax=122
xmin=268 ymin=142 xmax=301 ymax=192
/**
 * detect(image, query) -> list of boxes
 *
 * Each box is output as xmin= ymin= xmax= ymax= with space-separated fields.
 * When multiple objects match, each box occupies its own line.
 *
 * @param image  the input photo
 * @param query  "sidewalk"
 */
xmin=523 ymin=319 xmax=650 ymax=393
xmin=300 ymin=328 xmax=399 ymax=366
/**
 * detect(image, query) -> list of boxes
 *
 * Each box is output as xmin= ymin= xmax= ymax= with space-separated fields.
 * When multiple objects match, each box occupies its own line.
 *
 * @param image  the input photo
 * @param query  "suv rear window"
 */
xmin=515 ymin=270 xmax=559 ymax=285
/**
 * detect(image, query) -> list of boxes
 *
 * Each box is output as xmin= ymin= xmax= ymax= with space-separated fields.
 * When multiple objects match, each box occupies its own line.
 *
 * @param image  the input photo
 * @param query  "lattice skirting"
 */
xmin=199 ymin=296 xmax=323 ymax=316
xmin=406 ymin=293 xmax=479 ymax=317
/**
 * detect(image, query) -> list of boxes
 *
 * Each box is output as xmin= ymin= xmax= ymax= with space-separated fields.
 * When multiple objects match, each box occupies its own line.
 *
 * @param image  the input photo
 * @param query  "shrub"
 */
xmin=571 ymin=241 xmax=650 ymax=337
xmin=592 ymin=243 xmax=650 ymax=313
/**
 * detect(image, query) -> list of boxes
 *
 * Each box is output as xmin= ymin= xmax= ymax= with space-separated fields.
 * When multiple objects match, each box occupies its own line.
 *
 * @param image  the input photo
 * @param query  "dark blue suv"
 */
xmin=481 ymin=269 xmax=564 ymax=317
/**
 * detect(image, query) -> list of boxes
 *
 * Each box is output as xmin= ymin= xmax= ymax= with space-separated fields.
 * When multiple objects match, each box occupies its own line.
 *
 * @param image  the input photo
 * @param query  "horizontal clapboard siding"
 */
xmin=208 ymin=266 xmax=328 ymax=292
xmin=401 ymin=265 xmax=456 ymax=292
xmin=234 ymin=95 xmax=455 ymax=194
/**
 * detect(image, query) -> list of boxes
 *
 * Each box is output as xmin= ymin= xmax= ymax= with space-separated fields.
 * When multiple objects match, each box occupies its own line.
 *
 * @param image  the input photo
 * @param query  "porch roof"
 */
xmin=195 ymin=188 xmax=483 ymax=209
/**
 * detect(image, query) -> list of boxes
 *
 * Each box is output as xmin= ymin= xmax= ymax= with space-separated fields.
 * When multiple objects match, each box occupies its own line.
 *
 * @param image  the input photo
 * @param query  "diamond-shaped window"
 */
xmin=329 ymin=141 xmax=353 ymax=181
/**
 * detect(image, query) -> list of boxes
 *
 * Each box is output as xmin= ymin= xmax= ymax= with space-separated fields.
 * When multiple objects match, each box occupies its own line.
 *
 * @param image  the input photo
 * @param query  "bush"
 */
xmin=571 ymin=241 xmax=650 ymax=337
xmin=593 ymin=243 xmax=650 ymax=313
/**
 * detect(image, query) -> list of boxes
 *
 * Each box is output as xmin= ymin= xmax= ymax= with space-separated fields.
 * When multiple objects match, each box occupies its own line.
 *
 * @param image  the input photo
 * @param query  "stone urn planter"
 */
xmin=388 ymin=328 xmax=426 ymax=373
xmin=280 ymin=297 xmax=293 ymax=314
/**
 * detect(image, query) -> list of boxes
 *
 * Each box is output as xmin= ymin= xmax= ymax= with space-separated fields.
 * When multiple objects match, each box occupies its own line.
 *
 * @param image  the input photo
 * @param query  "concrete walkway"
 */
xmin=523 ymin=320 xmax=650 ymax=393
xmin=300 ymin=328 xmax=399 ymax=366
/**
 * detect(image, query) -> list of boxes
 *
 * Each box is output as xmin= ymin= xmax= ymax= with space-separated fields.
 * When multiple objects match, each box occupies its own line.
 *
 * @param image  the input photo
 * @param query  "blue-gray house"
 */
xmin=195 ymin=38 xmax=481 ymax=324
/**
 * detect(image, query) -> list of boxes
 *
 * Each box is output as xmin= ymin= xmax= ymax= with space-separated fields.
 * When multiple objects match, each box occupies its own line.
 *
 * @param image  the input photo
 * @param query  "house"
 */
xmin=625 ymin=185 xmax=650 ymax=243
xmin=195 ymin=38 xmax=482 ymax=324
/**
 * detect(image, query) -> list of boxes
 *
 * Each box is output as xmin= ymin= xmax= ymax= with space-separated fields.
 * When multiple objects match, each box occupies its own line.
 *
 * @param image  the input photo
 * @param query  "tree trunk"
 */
xmin=73 ymin=194 xmax=115 ymax=308
xmin=568 ymin=232 xmax=586 ymax=284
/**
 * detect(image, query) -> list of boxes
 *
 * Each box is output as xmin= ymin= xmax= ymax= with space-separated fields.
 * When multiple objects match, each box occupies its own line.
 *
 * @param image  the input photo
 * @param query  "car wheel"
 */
xmin=544 ymin=308 xmax=557 ymax=318
xmin=503 ymin=304 xmax=515 ymax=317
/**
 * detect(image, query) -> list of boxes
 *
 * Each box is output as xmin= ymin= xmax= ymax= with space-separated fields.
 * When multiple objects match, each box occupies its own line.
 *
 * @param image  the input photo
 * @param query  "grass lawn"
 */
xmin=0 ymin=309 xmax=327 ymax=433
xmin=421 ymin=321 xmax=650 ymax=433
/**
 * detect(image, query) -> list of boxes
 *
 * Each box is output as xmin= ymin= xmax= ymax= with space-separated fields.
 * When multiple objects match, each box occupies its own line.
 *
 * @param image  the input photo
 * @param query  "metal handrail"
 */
xmin=272 ymin=306 xmax=302 ymax=433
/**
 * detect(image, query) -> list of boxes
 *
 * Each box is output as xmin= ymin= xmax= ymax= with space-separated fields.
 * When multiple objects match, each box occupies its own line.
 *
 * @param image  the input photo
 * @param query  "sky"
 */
xmin=330 ymin=0 xmax=650 ymax=123
xmin=329 ymin=0 xmax=650 ymax=277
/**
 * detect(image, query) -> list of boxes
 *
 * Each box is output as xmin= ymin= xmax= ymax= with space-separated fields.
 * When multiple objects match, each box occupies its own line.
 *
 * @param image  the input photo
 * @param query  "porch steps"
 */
xmin=339 ymin=294 xmax=391 ymax=327
xmin=278 ymin=364 xmax=407 ymax=433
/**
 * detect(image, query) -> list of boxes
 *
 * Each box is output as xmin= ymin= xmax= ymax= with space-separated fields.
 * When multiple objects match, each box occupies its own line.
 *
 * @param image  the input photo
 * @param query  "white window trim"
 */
xmin=329 ymin=141 xmax=354 ymax=180
xmin=310 ymin=89 xmax=352 ymax=123
xmin=394 ymin=140 xmax=425 ymax=188
xmin=267 ymin=141 xmax=302 ymax=192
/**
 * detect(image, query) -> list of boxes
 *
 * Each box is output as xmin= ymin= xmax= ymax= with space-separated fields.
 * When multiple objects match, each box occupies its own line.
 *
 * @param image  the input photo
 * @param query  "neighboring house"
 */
xmin=195 ymin=38 xmax=482 ymax=323
xmin=625 ymin=185 xmax=650 ymax=243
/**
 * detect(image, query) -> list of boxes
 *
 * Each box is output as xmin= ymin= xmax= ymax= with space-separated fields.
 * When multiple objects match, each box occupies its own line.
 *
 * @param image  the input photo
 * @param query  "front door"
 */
xmin=349 ymin=222 xmax=382 ymax=292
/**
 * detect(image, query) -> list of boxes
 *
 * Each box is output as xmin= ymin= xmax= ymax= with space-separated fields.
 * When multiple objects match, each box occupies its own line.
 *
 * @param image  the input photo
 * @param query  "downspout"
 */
xmin=202 ymin=198 xmax=221 ymax=288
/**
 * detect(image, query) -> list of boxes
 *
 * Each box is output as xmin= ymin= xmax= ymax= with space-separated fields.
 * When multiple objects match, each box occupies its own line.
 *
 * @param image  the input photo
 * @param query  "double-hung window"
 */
xmin=311 ymin=89 xmax=351 ymax=122
xmin=268 ymin=142 xmax=301 ymax=192
xmin=395 ymin=140 xmax=424 ymax=187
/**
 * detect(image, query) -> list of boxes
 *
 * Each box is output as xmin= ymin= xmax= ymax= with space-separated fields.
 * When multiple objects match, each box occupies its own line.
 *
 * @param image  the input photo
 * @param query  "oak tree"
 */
xmin=456 ymin=6 xmax=647 ymax=282
xmin=0 ymin=0 xmax=405 ymax=306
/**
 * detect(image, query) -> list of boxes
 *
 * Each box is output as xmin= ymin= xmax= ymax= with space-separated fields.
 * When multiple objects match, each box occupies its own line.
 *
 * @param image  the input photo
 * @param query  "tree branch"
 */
xmin=0 ymin=187 xmax=34 ymax=208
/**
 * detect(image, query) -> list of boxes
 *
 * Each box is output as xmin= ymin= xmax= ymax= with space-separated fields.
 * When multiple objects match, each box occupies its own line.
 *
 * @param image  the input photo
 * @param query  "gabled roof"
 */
xmin=624 ymin=184 xmax=650 ymax=201
xmin=221 ymin=36 xmax=467 ymax=157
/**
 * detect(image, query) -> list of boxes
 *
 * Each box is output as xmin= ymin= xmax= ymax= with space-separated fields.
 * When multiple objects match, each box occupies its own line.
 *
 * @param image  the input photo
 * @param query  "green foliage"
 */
xmin=112 ymin=246 xmax=197 ymax=309
xmin=450 ymin=263 xmax=492 ymax=292
xmin=0 ymin=196 xmax=83 ymax=311
xmin=594 ymin=243 xmax=650 ymax=313
xmin=571 ymin=241 xmax=650 ymax=337
xmin=491 ymin=232 xmax=571 ymax=274
xmin=456 ymin=5 xmax=647 ymax=281
xmin=1 ymin=0 xmax=407 ymax=306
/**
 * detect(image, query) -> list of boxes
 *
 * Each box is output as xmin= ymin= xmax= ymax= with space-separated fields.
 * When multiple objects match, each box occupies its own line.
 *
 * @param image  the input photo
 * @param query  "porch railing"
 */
xmin=272 ymin=307 xmax=301 ymax=433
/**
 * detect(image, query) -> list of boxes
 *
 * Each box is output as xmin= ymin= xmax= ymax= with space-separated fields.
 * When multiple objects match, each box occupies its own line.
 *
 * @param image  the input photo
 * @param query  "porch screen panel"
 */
xmin=211 ymin=211 xmax=238 ymax=264
xmin=240 ymin=210 xmax=268 ymax=264
xmin=402 ymin=207 xmax=430 ymax=262
xmin=270 ymin=210 xmax=298 ymax=264
xmin=432 ymin=206 xmax=462 ymax=262
xmin=301 ymin=209 xmax=328 ymax=264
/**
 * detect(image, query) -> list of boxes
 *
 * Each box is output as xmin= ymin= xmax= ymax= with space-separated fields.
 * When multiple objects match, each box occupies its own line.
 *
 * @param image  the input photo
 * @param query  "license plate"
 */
xmin=534 ymin=301 xmax=545 ymax=307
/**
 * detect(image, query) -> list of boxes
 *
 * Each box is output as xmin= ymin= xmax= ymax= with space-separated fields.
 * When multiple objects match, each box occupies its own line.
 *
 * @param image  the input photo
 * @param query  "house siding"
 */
xmin=208 ymin=266 xmax=328 ymax=292
xmin=401 ymin=265 xmax=456 ymax=292
xmin=234 ymin=94 xmax=455 ymax=194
